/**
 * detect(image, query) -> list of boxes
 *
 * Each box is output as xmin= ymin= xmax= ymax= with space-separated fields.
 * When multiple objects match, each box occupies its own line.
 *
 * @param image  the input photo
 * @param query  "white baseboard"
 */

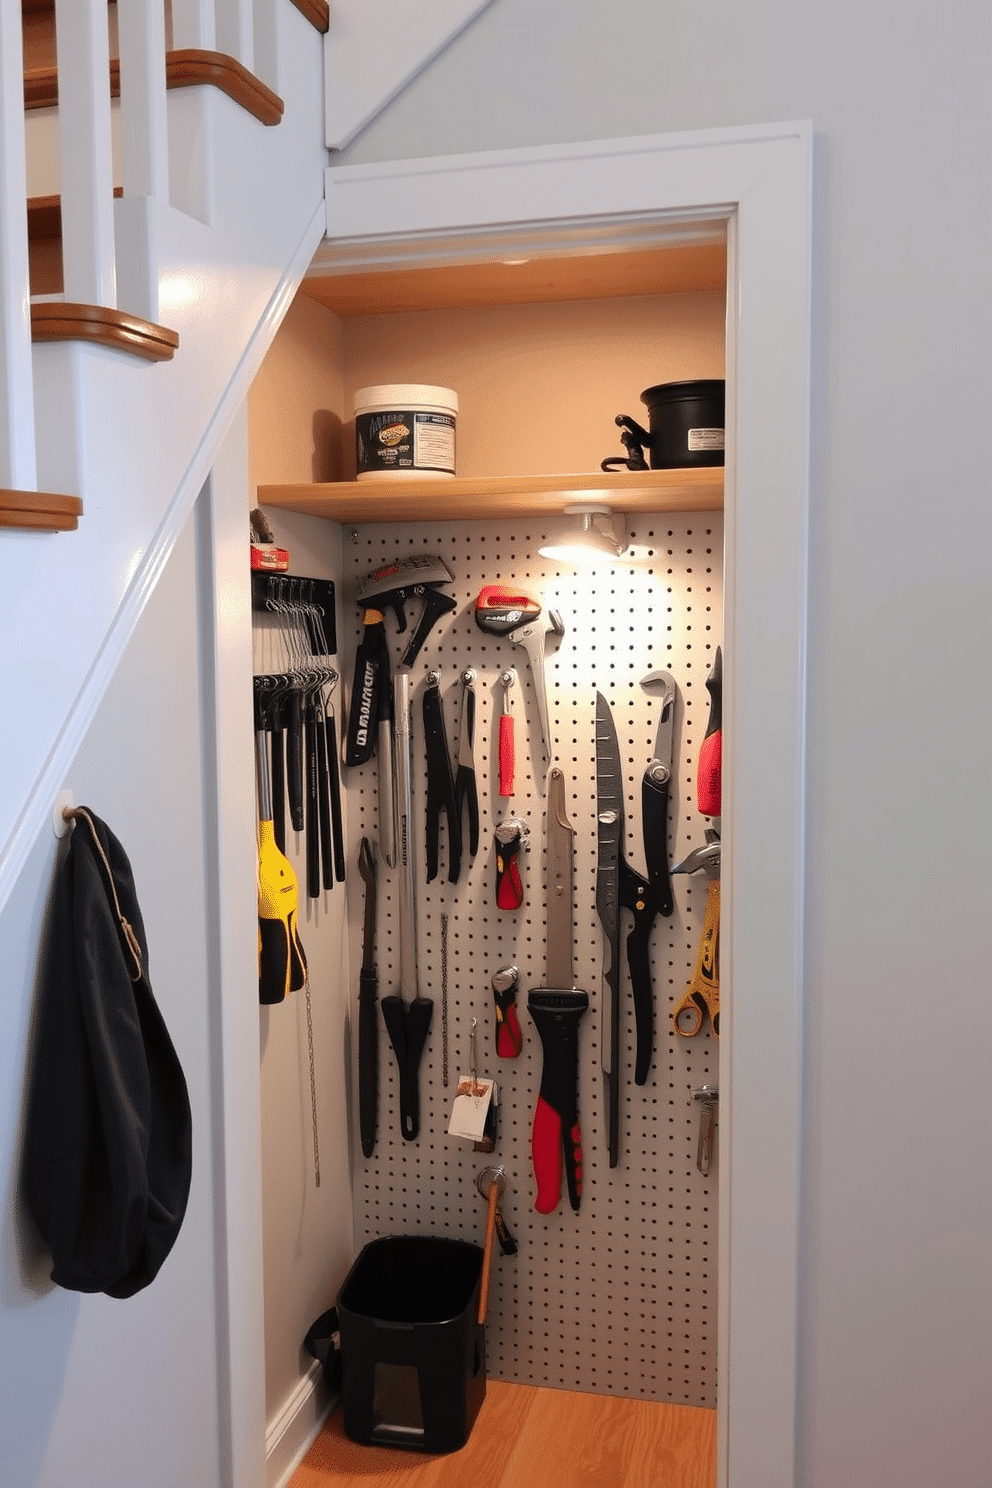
xmin=266 ymin=1360 xmax=336 ymax=1488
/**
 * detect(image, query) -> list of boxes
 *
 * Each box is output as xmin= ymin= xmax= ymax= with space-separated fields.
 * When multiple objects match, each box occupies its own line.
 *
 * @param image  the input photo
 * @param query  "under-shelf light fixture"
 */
xmin=538 ymin=504 xmax=628 ymax=566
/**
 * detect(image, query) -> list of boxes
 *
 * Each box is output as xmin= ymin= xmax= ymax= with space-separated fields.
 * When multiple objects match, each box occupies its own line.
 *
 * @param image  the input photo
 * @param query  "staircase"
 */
xmin=0 ymin=0 xmax=331 ymax=906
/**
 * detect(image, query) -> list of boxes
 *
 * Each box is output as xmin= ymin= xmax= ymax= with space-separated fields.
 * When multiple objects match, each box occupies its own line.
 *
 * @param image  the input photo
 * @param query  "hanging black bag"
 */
xmin=22 ymin=807 xmax=193 ymax=1299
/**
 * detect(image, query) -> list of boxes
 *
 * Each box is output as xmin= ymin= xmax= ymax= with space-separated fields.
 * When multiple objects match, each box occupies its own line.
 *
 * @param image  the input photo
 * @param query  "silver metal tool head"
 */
xmin=461 ymin=666 xmax=477 ymax=687
xmin=640 ymin=669 xmax=676 ymax=706
xmin=671 ymin=841 xmax=721 ymax=877
xmin=492 ymin=965 xmax=519 ymax=994
xmin=640 ymin=669 xmax=677 ymax=767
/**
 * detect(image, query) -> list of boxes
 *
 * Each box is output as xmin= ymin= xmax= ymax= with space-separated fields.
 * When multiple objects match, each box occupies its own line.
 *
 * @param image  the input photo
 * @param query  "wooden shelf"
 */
xmin=257 ymin=468 xmax=723 ymax=524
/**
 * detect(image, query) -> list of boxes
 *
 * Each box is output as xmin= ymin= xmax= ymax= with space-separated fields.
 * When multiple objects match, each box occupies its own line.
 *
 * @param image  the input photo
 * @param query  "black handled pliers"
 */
xmin=422 ymin=668 xmax=462 ymax=883
xmin=453 ymin=667 xmax=480 ymax=863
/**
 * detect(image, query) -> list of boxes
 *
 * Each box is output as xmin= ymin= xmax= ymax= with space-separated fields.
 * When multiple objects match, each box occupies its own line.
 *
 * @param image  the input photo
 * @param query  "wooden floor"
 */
xmin=289 ymin=1381 xmax=717 ymax=1488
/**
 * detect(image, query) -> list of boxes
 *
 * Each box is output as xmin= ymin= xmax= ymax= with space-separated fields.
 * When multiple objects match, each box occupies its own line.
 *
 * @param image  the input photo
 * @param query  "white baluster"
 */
xmin=54 ymin=0 xmax=117 ymax=308
xmin=116 ymin=0 xmax=169 ymax=322
xmin=252 ymin=0 xmax=279 ymax=90
xmin=0 ymin=0 xmax=37 ymax=488
xmin=170 ymin=0 xmax=217 ymax=50
xmin=216 ymin=0 xmax=255 ymax=70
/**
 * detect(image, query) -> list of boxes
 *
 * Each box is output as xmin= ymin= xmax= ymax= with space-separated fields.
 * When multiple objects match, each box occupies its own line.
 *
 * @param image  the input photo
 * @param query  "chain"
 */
xmin=305 ymin=978 xmax=320 ymax=1187
xmin=441 ymin=912 xmax=449 ymax=1088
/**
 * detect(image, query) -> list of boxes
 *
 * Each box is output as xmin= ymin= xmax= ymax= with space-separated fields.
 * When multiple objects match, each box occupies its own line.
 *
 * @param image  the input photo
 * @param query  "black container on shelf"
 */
xmin=602 ymin=378 xmax=725 ymax=471
xmin=337 ymin=1235 xmax=486 ymax=1454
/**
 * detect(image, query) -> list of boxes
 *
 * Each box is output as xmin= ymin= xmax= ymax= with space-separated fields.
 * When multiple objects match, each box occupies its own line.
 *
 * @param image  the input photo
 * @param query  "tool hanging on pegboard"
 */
xmin=346 ymin=511 xmax=723 ymax=1408
xmin=252 ymin=569 xmax=342 ymax=893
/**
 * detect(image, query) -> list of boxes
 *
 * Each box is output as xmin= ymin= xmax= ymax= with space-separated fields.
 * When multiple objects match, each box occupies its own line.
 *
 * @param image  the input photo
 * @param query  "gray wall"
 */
xmin=330 ymin=2 xmax=992 ymax=1484
xmin=0 ymin=507 xmax=228 ymax=1488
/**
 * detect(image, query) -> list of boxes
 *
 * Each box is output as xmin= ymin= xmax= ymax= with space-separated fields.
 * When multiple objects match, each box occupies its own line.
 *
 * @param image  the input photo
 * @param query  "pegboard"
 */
xmin=341 ymin=511 xmax=723 ymax=1408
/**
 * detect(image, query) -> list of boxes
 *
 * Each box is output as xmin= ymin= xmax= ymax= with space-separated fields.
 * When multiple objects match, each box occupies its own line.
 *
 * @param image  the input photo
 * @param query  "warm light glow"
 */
xmin=538 ymin=505 xmax=627 ymax=566
xmin=158 ymin=271 xmax=206 ymax=314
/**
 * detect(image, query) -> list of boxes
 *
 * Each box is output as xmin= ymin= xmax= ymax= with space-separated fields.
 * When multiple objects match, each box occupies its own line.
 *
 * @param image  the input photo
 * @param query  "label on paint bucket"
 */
xmin=687 ymin=427 xmax=725 ymax=451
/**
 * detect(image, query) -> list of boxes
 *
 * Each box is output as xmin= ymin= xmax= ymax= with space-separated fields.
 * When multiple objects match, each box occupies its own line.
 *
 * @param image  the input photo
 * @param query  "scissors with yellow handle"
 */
xmin=671 ymin=836 xmax=720 ymax=1038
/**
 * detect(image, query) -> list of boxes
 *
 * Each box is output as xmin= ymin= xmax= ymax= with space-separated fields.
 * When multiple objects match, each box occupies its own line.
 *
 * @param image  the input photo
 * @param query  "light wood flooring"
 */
xmin=290 ymin=1380 xmax=717 ymax=1488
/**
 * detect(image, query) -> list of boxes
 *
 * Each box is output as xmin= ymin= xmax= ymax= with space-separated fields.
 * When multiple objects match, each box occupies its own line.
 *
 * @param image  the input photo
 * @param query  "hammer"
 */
xmin=671 ymin=834 xmax=720 ymax=1037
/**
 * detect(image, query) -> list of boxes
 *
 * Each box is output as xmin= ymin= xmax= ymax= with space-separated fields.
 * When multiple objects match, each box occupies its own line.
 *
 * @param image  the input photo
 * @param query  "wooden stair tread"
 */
xmin=24 ymin=48 xmax=284 ymax=125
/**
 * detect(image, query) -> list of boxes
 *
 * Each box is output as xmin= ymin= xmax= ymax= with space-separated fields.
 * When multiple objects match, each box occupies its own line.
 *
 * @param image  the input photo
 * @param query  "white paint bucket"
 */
xmin=354 ymin=384 xmax=458 ymax=479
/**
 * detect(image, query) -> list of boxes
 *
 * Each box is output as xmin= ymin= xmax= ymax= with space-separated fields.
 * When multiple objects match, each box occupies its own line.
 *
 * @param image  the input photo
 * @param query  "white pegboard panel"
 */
xmin=342 ymin=510 xmax=723 ymax=1408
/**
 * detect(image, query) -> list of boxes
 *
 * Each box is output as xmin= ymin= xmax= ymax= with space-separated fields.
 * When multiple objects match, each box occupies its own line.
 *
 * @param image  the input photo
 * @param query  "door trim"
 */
xmin=321 ymin=121 xmax=812 ymax=1488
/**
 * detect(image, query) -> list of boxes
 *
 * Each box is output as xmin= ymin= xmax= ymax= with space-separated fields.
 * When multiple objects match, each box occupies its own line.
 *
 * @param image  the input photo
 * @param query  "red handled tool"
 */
xmin=494 ymin=817 xmax=527 ymax=910
xmin=527 ymin=769 xmax=588 ymax=1214
xmin=492 ymin=965 xmax=523 ymax=1058
xmin=474 ymin=585 xmax=565 ymax=760
xmin=697 ymin=646 xmax=722 ymax=817
xmin=498 ymin=668 xmax=516 ymax=796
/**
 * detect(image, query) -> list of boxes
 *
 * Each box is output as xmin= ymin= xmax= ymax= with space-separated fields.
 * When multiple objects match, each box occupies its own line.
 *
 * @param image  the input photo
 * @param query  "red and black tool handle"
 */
xmin=494 ymin=820 xmax=525 ymax=910
xmin=492 ymin=965 xmax=523 ymax=1059
xmin=527 ymin=990 xmax=588 ymax=1213
xmin=697 ymin=646 xmax=722 ymax=817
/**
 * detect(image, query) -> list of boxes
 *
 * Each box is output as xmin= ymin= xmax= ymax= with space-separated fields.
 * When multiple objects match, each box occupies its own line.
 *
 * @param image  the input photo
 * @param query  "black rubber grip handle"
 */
xmin=642 ymin=767 xmax=673 ymax=916
xmin=326 ymin=714 xmax=346 ymax=883
xmin=381 ymin=996 xmax=433 ymax=1141
xmin=287 ymin=688 xmax=304 ymax=832
xmin=358 ymin=968 xmax=379 ymax=1158
xmin=270 ymin=725 xmax=286 ymax=854
xmin=305 ymin=707 xmax=320 ymax=899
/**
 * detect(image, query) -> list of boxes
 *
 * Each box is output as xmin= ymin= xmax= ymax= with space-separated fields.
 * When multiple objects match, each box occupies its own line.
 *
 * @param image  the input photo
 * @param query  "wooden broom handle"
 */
xmin=478 ymin=1179 xmax=499 ymax=1325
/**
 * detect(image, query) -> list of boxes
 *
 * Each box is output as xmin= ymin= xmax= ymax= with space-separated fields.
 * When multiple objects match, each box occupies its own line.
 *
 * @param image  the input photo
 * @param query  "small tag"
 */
xmin=448 ymin=1075 xmax=496 ymax=1142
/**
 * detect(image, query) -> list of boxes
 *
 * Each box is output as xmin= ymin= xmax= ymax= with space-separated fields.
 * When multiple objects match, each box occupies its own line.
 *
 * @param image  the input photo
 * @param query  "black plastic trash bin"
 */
xmin=337 ymin=1235 xmax=486 ymax=1454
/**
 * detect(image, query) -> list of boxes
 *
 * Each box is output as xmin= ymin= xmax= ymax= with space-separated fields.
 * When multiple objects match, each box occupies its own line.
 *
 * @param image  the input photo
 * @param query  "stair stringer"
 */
xmin=1 ymin=7 xmax=328 ymax=913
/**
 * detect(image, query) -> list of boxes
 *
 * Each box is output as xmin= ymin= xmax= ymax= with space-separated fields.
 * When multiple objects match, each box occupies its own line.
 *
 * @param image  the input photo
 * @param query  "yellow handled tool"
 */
xmin=255 ymin=690 xmax=307 ymax=1004
xmin=671 ymin=837 xmax=720 ymax=1037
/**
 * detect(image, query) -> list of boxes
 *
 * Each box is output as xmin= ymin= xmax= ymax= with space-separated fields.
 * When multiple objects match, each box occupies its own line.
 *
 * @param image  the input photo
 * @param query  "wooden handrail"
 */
xmin=289 ymin=0 xmax=329 ymax=31
xmin=25 ymin=47 xmax=284 ymax=124
xmin=0 ymin=488 xmax=83 ymax=531
xmin=30 ymin=302 xmax=179 ymax=361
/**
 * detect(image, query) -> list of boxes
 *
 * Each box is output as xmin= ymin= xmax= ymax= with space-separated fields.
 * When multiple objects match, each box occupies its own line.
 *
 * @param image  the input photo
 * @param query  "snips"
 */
xmin=422 ymin=669 xmax=461 ymax=883
xmin=454 ymin=668 xmax=480 ymax=861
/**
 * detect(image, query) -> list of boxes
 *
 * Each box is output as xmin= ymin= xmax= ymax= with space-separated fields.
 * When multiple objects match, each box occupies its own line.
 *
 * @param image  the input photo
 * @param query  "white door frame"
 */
xmin=318 ymin=121 xmax=811 ymax=1488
